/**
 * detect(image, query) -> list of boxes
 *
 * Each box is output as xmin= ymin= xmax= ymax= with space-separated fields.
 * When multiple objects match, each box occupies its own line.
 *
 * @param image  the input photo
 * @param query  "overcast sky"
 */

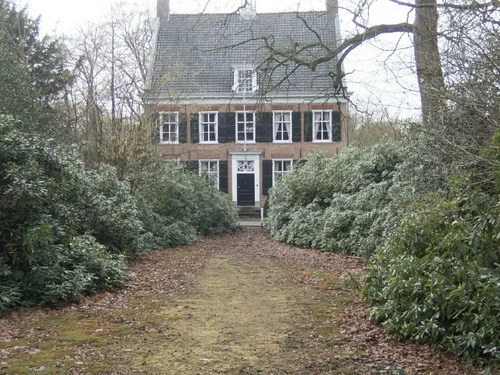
xmin=25 ymin=0 xmax=330 ymax=32
xmin=22 ymin=0 xmax=421 ymax=119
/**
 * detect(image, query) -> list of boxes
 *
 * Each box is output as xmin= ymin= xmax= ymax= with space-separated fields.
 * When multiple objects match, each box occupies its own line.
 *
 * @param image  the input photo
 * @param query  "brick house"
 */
xmin=144 ymin=0 xmax=348 ymax=208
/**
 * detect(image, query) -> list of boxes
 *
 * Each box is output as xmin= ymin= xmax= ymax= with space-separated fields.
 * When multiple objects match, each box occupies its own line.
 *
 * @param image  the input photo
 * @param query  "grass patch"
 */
xmin=0 ymin=311 xmax=140 ymax=374
xmin=319 ymin=324 xmax=337 ymax=335
xmin=325 ymin=339 xmax=346 ymax=348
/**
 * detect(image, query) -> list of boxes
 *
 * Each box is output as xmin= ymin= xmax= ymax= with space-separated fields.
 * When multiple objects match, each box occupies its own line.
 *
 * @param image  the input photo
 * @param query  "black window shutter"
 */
xmin=179 ymin=113 xmax=187 ymax=143
xmin=255 ymin=112 xmax=273 ymax=142
xmin=154 ymin=114 xmax=161 ymax=143
xmin=226 ymin=112 xmax=235 ymax=142
xmin=219 ymin=160 xmax=228 ymax=192
xmin=190 ymin=113 xmax=199 ymax=144
xmin=332 ymin=111 xmax=341 ymax=141
xmin=262 ymin=160 xmax=273 ymax=196
xmin=304 ymin=112 xmax=313 ymax=142
xmin=184 ymin=160 xmax=198 ymax=173
xmin=292 ymin=111 xmax=301 ymax=142
xmin=219 ymin=112 xmax=235 ymax=143
xmin=295 ymin=159 xmax=307 ymax=168
xmin=218 ymin=112 xmax=227 ymax=143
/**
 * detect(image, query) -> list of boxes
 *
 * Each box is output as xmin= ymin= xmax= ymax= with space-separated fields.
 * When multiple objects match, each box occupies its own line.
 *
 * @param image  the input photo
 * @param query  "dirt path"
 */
xmin=146 ymin=254 xmax=300 ymax=373
xmin=0 ymin=228 xmax=480 ymax=374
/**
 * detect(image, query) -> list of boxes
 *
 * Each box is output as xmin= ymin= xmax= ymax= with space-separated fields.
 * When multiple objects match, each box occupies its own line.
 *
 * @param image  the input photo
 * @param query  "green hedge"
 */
xmin=364 ymin=178 xmax=500 ymax=364
xmin=0 ymin=117 xmax=132 ymax=310
xmin=266 ymin=131 xmax=499 ymax=364
xmin=0 ymin=116 xmax=237 ymax=312
xmin=266 ymin=136 xmax=449 ymax=256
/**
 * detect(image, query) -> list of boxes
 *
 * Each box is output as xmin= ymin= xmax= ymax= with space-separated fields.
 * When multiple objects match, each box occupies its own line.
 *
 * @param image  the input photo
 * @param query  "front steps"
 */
xmin=238 ymin=206 xmax=261 ymax=219
xmin=238 ymin=207 xmax=262 ymax=227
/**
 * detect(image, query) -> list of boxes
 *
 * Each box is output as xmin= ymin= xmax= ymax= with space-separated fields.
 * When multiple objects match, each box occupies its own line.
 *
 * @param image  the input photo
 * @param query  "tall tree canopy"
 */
xmin=0 ymin=0 xmax=72 ymax=128
xmin=255 ymin=0 xmax=498 ymax=125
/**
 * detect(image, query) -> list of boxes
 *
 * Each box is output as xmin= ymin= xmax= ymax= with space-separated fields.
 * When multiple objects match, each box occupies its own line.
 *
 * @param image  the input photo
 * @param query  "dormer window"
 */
xmin=232 ymin=68 xmax=258 ymax=93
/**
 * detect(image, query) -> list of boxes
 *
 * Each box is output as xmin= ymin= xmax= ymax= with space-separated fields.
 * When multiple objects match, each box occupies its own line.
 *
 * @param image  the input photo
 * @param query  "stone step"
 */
xmin=238 ymin=207 xmax=261 ymax=219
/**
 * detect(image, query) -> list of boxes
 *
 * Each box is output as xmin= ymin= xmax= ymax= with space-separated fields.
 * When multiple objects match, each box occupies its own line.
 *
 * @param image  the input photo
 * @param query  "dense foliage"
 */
xmin=0 ymin=117 xmax=237 ymax=313
xmin=0 ymin=0 xmax=72 ymax=129
xmin=266 ymin=135 xmax=449 ymax=257
xmin=0 ymin=29 xmax=37 ymax=123
xmin=0 ymin=1 xmax=237 ymax=314
xmin=0 ymin=117 xmax=126 ymax=310
xmin=364 ymin=176 xmax=499 ymax=363
xmin=135 ymin=163 xmax=238 ymax=239
xmin=266 ymin=129 xmax=499 ymax=364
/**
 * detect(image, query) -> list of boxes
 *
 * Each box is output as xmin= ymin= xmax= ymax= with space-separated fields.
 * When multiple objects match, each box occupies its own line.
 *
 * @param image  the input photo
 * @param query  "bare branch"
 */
xmin=389 ymin=0 xmax=496 ymax=10
xmin=263 ymin=22 xmax=414 ymax=72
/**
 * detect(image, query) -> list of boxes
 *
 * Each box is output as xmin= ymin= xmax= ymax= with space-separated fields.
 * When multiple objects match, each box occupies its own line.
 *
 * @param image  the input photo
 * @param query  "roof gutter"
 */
xmin=143 ymin=93 xmax=349 ymax=106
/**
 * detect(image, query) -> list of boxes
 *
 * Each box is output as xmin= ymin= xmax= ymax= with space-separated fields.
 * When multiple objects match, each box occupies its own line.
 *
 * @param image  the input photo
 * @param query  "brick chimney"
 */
xmin=326 ymin=0 xmax=338 ymax=15
xmin=157 ymin=0 xmax=170 ymax=19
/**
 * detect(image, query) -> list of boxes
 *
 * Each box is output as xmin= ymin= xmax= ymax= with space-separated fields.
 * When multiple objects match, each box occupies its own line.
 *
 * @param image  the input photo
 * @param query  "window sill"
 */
xmin=312 ymin=140 xmax=333 ymax=144
xmin=159 ymin=141 xmax=180 ymax=145
xmin=235 ymin=141 xmax=256 ymax=144
xmin=200 ymin=141 xmax=219 ymax=145
xmin=272 ymin=140 xmax=293 ymax=144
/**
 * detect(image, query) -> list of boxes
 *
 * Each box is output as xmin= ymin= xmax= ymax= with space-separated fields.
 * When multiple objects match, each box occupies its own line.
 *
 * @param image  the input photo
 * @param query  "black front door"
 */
xmin=237 ymin=174 xmax=255 ymax=206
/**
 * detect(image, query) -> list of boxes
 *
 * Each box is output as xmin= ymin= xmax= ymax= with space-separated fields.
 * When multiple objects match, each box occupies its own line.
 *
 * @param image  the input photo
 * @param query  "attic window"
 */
xmin=232 ymin=68 xmax=258 ymax=93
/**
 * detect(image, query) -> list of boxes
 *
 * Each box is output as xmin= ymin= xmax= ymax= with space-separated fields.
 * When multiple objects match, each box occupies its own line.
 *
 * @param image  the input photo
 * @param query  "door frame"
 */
xmin=230 ymin=151 xmax=261 ymax=207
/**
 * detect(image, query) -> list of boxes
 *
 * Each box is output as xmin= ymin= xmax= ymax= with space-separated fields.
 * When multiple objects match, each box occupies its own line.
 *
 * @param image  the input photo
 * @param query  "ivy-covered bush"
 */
xmin=27 ymin=234 xmax=126 ymax=306
xmin=134 ymin=162 xmax=238 ymax=239
xmin=364 ymin=177 xmax=500 ymax=364
xmin=0 ymin=116 xmax=237 ymax=312
xmin=266 ymin=136 xmax=449 ymax=257
xmin=0 ymin=116 xmax=132 ymax=310
xmin=480 ymin=129 xmax=500 ymax=193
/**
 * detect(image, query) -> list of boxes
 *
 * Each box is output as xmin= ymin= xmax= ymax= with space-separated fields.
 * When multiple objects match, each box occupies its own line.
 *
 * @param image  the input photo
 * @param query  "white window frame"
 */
xmin=159 ymin=112 xmax=179 ymax=144
xmin=273 ymin=111 xmax=293 ymax=143
xmin=199 ymin=159 xmax=219 ymax=189
xmin=312 ymin=110 xmax=333 ymax=143
xmin=272 ymin=159 xmax=293 ymax=185
xmin=199 ymin=111 xmax=218 ymax=144
xmin=235 ymin=111 xmax=256 ymax=143
xmin=232 ymin=68 xmax=258 ymax=93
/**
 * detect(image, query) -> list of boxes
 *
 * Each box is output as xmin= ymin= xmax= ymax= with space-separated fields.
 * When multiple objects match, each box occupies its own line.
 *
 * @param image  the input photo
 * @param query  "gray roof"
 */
xmin=145 ymin=11 xmax=345 ymax=101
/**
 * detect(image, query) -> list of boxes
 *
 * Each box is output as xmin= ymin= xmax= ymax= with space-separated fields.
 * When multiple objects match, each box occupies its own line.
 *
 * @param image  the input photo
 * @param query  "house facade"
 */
xmin=144 ymin=0 xmax=348 ymax=208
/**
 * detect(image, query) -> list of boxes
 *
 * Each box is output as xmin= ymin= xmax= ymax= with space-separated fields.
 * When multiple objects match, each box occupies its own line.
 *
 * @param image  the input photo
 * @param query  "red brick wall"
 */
xmin=155 ymin=101 xmax=348 ymax=206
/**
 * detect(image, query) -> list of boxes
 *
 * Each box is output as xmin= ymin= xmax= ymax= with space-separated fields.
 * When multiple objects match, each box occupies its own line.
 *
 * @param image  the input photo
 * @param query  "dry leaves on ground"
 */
xmin=0 ymin=228 xmax=483 ymax=374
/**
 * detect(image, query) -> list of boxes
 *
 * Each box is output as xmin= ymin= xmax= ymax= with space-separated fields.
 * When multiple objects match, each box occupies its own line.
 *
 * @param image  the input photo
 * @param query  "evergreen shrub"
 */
xmin=364 ymin=177 xmax=500 ymax=364
xmin=266 ymin=136 xmax=447 ymax=256
xmin=0 ymin=116 xmax=237 ymax=312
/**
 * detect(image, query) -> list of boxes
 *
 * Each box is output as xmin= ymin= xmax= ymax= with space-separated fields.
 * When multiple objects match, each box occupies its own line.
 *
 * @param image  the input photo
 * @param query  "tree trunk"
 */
xmin=413 ymin=0 xmax=446 ymax=124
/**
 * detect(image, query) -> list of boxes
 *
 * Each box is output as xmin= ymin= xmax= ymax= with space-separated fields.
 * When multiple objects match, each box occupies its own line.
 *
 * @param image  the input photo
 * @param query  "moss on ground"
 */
xmin=0 ymin=229 xmax=480 ymax=375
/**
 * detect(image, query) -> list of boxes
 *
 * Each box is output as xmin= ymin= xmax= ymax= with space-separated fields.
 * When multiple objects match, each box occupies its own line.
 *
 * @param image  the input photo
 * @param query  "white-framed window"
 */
xmin=199 ymin=159 xmax=219 ymax=189
xmin=273 ymin=111 xmax=292 ymax=142
xmin=159 ymin=112 xmax=179 ymax=144
xmin=236 ymin=111 xmax=255 ymax=143
xmin=199 ymin=112 xmax=218 ymax=144
xmin=312 ymin=110 xmax=332 ymax=142
xmin=232 ymin=68 xmax=258 ymax=93
xmin=273 ymin=159 xmax=293 ymax=184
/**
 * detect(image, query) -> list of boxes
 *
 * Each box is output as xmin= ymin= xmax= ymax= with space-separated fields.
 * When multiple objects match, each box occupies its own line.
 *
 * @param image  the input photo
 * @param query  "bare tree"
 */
xmin=252 ymin=0 xmax=497 ymax=125
xmin=63 ymin=1 xmax=156 ymax=176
